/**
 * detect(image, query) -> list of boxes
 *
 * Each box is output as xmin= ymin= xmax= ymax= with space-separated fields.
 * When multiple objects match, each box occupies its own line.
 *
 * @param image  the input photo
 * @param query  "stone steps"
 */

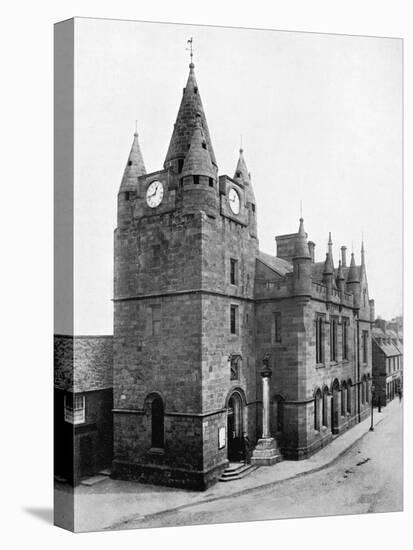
xmin=219 ymin=462 xmax=258 ymax=482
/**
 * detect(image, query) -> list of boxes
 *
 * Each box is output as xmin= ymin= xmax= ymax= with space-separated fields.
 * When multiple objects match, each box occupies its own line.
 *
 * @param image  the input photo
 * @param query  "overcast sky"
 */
xmin=70 ymin=18 xmax=402 ymax=335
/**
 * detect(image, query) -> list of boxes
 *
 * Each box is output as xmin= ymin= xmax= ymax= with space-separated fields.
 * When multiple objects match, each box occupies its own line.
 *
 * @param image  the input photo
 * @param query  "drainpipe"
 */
xmin=357 ymin=316 xmax=361 ymax=423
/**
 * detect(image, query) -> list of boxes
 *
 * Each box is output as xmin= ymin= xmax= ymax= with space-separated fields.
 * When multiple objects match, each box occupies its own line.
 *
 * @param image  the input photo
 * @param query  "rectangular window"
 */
xmin=64 ymin=393 xmax=85 ymax=424
xmin=193 ymin=175 xmax=200 ymax=184
xmin=272 ymin=312 xmax=282 ymax=344
xmin=330 ymin=317 xmax=338 ymax=361
xmin=342 ymin=317 xmax=349 ymax=360
xmin=178 ymin=159 xmax=184 ymax=173
xmin=230 ymin=305 xmax=238 ymax=335
xmin=362 ymin=330 xmax=368 ymax=363
xmin=209 ymin=177 xmax=214 ymax=187
xmin=230 ymin=258 xmax=238 ymax=285
xmin=316 ymin=315 xmax=324 ymax=364
xmin=150 ymin=305 xmax=161 ymax=336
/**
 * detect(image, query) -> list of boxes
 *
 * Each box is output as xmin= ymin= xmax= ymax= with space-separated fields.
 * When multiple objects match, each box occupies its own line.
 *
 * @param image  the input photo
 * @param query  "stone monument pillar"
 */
xmin=251 ymin=356 xmax=282 ymax=466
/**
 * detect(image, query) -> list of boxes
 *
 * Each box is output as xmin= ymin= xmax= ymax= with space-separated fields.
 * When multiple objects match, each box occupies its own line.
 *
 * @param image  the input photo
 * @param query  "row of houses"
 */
xmin=371 ymin=318 xmax=403 ymax=407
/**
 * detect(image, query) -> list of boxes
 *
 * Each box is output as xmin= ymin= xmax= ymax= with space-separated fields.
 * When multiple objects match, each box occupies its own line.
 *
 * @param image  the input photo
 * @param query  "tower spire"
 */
xmin=164 ymin=60 xmax=217 ymax=171
xmin=361 ymin=239 xmax=366 ymax=266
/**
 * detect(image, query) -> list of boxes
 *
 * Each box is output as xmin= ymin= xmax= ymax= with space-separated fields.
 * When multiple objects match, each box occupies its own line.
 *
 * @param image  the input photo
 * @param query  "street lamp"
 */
xmin=369 ymin=383 xmax=375 ymax=432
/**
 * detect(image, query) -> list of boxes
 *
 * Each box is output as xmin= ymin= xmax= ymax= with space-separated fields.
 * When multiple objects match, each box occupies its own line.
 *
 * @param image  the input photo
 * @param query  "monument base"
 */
xmin=251 ymin=438 xmax=282 ymax=466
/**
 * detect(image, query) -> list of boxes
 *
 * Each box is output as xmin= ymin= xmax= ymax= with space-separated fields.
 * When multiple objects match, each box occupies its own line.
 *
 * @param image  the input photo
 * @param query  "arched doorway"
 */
xmin=227 ymin=391 xmax=244 ymax=462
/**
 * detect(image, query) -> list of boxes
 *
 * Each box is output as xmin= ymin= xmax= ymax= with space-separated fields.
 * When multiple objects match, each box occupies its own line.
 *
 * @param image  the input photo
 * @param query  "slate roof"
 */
xmin=54 ymin=335 xmax=113 ymax=392
xmin=257 ymin=251 xmax=293 ymax=277
xmin=372 ymin=330 xmax=402 ymax=357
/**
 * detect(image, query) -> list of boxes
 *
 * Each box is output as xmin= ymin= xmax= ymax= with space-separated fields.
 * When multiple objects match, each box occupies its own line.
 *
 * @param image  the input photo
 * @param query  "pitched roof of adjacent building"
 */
xmin=54 ymin=335 xmax=113 ymax=392
xmin=257 ymin=251 xmax=293 ymax=277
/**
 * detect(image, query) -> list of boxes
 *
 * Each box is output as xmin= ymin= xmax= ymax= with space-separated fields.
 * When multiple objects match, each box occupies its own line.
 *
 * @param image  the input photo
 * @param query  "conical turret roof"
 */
xmin=164 ymin=63 xmax=217 ymax=169
xmin=347 ymin=252 xmax=360 ymax=283
xmin=294 ymin=218 xmax=311 ymax=259
xmin=119 ymin=131 xmax=146 ymax=192
xmin=336 ymin=260 xmax=345 ymax=281
xmin=234 ymin=148 xmax=256 ymax=206
xmin=234 ymin=148 xmax=250 ymax=185
xmin=323 ymin=252 xmax=333 ymax=275
xmin=181 ymin=114 xmax=215 ymax=179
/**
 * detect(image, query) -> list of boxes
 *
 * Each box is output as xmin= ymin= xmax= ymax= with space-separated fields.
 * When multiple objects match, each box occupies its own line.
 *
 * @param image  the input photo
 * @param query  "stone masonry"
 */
xmin=111 ymin=60 xmax=374 ymax=490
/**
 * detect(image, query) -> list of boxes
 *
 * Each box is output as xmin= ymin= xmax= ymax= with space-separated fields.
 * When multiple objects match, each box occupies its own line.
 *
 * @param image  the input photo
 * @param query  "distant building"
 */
xmin=372 ymin=320 xmax=403 ymax=407
xmin=54 ymin=335 xmax=113 ymax=485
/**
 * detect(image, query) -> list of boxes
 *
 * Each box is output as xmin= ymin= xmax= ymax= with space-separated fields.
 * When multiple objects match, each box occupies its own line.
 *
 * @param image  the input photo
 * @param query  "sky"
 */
xmin=70 ymin=18 xmax=402 ymax=335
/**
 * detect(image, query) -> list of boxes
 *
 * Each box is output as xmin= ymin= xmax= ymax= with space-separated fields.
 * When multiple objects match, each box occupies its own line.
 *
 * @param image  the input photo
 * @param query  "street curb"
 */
xmin=107 ymin=413 xmax=387 ymax=530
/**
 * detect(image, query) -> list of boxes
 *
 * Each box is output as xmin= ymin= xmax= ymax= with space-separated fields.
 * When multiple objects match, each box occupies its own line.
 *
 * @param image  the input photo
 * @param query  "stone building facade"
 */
xmin=372 ymin=320 xmax=403 ymax=407
xmin=111 ymin=61 xmax=375 ymax=490
xmin=54 ymin=335 xmax=113 ymax=485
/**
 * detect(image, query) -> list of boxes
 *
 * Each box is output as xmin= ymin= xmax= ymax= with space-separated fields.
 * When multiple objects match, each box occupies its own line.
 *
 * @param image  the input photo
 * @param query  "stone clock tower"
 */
xmin=112 ymin=61 xmax=259 ymax=489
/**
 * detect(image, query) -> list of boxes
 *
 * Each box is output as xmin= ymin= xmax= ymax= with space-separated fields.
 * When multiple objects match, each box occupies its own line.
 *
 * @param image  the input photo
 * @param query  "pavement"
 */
xmin=54 ymin=399 xmax=401 ymax=532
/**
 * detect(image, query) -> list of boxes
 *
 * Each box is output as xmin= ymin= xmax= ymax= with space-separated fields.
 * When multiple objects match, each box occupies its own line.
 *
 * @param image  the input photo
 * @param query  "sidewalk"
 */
xmin=58 ymin=401 xmax=398 ymax=532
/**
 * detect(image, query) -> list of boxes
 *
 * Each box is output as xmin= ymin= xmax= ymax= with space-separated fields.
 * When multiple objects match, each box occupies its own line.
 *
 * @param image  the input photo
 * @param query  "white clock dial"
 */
xmin=229 ymin=188 xmax=240 ymax=215
xmin=146 ymin=180 xmax=164 ymax=208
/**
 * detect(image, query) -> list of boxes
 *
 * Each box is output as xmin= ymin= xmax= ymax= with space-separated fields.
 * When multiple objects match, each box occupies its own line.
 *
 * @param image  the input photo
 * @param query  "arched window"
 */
xmin=341 ymin=382 xmax=347 ymax=416
xmin=322 ymin=387 xmax=329 ymax=427
xmin=361 ymin=376 xmax=367 ymax=405
xmin=151 ymin=396 xmax=164 ymax=449
xmin=316 ymin=316 xmax=324 ymax=364
xmin=347 ymin=380 xmax=352 ymax=414
xmin=314 ymin=389 xmax=321 ymax=431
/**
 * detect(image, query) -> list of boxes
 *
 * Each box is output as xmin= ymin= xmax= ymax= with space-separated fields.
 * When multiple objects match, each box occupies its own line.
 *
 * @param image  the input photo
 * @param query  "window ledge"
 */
xmin=148 ymin=447 xmax=165 ymax=456
xmin=316 ymin=363 xmax=326 ymax=369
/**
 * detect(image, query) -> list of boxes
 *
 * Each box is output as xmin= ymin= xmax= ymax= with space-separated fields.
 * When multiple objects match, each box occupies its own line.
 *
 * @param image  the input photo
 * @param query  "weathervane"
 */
xmin=186 ymin=37 xmax=194 ymax=64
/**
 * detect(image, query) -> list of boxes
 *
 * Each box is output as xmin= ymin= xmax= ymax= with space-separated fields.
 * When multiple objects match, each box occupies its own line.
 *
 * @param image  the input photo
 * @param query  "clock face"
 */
xmin=146 ymin=180 xmax=164 ymax=208
xmin=229 ymin=188 xmax=240 ymax=215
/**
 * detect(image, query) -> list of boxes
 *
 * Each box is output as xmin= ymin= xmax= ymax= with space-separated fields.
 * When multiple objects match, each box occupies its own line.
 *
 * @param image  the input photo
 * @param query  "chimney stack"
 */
xmin=341 ymin=246 xmax=347 ymax=267
xmin=308 ymin=241 xmax=315 ymax=262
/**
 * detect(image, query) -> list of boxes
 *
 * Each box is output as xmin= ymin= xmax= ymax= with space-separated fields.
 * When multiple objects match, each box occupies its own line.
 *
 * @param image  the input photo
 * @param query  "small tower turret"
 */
xmin=179 ymin=113 xmax=218 ymax=216
xmin=336 ymin=259 xmax=345 ymax=295
xmin=117 ymin=129 xmax=146 ymax=228
xmin=346 ymin=252 xmax=361 ymax=309
xmin=323 ymin=233 xmax=335 ymax=301
xmin=292 ymin=218 xmax=312 ymax=297
xmin=234 ymin=148 xmax=257 ymax=237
